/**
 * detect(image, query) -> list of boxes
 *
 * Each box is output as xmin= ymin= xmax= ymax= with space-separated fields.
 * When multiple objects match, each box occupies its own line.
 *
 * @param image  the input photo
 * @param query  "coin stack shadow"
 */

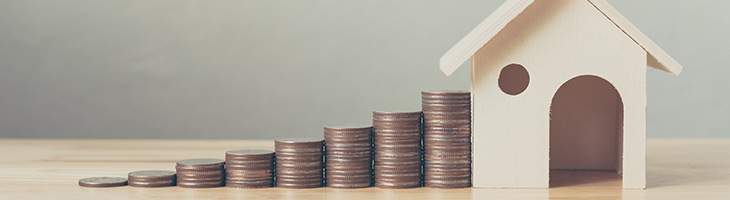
xmin=127 ymin=170 xmax=176 ymax=187
xmin=274 ymin=138 xmax=325 ymax=188
xmin=372 ymin=111 xmax=423 ymax=188
xmin=225 ymin=150 xmax=275 ymax=188
xmin=421 ymin=91 xmax=472 ymax=188
xmin=323 ymin=125 xmax=374 ymax=188
xmin=175 ymin=158 xmax=225 ymax=188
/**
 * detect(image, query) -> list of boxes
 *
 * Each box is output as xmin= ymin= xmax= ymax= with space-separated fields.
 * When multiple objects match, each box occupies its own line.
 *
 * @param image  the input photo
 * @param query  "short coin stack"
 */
xmin=421 ymin=91 xmax=472 ymax=188
xmin=175 ymin=158 xmax=225 ymax=188
xmin=127 ymin=170 xmax=176 ymax=187
xmin=323 ymin=125 xmax=373 ymax=188
xmin=275 ymin=138 xmax=324 ymax=188
xmin=225 ymin=150 xmax=275 ymax=188
xmin=372 ymin=111 xmax=423 ymax=188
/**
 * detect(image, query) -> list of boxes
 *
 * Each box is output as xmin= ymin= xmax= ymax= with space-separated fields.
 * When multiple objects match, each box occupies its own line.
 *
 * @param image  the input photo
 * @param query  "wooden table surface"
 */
xmin=1 ymin=139 xmax=728 ymax=200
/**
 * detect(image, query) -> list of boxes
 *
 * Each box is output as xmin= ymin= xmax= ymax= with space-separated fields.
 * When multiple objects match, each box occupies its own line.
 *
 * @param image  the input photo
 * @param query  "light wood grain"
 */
xmin=439 ymin=0 xmax=534 ymax=76
xmin=471 ymin=0 xmax=647 ymax=188
xmin=440 ymin=0 xmax=682 ymax=76
xmin=0 ymin=139 xmax=728 ymax=200
xmin=587 ymin=0 xmax=683 ymax=75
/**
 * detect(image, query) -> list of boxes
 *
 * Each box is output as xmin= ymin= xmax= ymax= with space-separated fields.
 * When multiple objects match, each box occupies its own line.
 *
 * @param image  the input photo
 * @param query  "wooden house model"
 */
xmin=439 ymin=0 xmax=683 ymax=189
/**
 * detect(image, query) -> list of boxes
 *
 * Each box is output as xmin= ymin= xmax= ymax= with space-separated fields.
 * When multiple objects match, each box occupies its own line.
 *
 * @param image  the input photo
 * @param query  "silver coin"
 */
xmin=78 ymin=177 xmax=127 ymax=187
xmin=275 ymin=137 xmax=324 ymax=144
xmin=176 ymin=158 xmax=225 ymax=166
xmin=128 ymin=170 xmax=176 ymax=179
xmin=421 ymin=90 xmax=470 ymax=95
xmin=226 ymin=149 xmax=274 ymax=156
xmin=324 ymin=124 xmax=373 ymax=130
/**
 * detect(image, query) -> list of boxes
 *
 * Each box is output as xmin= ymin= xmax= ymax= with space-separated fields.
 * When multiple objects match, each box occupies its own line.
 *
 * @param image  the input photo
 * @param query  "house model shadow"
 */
xmin=439 ymin=0 xmax=683 ymax=189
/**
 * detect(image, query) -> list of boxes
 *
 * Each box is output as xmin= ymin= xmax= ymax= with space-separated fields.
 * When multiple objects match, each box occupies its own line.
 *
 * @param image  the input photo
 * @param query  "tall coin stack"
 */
xmin=421 ymin=91 xmax=472 ymax=188
xmin=175 ymin=158 xmax=225 ymax=188
xmin=274 ymin=138 xmax=324 ymax=188
xmin=372 ymin=111 xmax=423 ymax=188
xmin=323 ymin=125 xmax=373 ymax=188
xmin=225 ymin=150 xmax=275 ymax=188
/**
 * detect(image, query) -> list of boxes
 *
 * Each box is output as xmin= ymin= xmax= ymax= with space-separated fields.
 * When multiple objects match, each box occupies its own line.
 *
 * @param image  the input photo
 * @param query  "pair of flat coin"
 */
xmin=79 ymin=170 xmax=176 ymax=188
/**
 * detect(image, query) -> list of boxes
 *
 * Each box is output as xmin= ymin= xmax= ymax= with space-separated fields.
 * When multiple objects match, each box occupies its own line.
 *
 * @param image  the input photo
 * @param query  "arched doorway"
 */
xmin=550 ymin=75 xmax=623 ymax=187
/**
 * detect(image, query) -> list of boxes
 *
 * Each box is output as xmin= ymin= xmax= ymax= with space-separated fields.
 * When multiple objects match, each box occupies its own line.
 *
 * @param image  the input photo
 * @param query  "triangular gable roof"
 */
xmin=439 ymin=0 xmax=683 ymax=76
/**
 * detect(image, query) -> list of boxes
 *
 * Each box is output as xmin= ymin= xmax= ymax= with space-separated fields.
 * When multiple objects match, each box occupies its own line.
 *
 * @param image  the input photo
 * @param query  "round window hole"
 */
xmin=498 ymin=64 xmax=529 ymax=95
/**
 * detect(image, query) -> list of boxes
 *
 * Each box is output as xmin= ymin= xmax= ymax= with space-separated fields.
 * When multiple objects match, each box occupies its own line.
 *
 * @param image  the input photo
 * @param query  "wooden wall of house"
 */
xmin=470 ymin=0 xmax=647 ymax=189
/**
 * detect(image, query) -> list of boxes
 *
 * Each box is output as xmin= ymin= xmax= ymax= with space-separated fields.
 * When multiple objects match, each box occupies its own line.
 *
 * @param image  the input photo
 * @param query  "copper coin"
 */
xmin=224 ymin=164 xmax=272 ymax=170
xmin=275 ymin=178 xmax=323 ymax=184
xmin=128 ymin=180 xmax=176 ymax=188
xmin=422 ymin=95 xmax=470 ymax=100
xmin=225 ymin=173 xmax=273 ymax=179
xmin=226 ymin=181 xmax=273 ymax=188
xmin=422 ymin=99 xmax=471 ymax=104
xmin=176 ymin=171 xmax=224 ymax=178
xmin=325 ymin=165 xmax=372 ymax=171
xmin=276 ymin=173 xmax=323 ymax=180
xmin=421 ymin=107 xmax=470 ymax=112
xmin=375 ymin=168 xmax=420 ymax=175
xmin=325 ymin=142 xmax=371 ymax=148
xmin=177 ymin=177 xmax=225 ymax=183
xmin=275 ymin=182 xmax=322 ymax=188
xmin=326 ymin=182 xmax=372 ymax=188
xmin=177 ymin=182 xmax=223 ymax=188
xmin=374 ymin=181 xmax=421 ymax=189
xmin=324 ymin=133 xmax=373 ymax=141
xmin=372 ymin=119 xmax=421 ymax=124
xmin=226 ymin=177 xmax=273 ymax=182
xmin=424 ymin=181 xmax=471 ymax=189
xmin=422 ymin=110 xmax=471 ymax=115
xmin=275 ymin=169 xmax=323 ymax=176
xmin=423 ymin=115 xmax=470 ymax=121
xmin=373 ymin=110 xmax=422 ymax=117
xmin=275 ymin=147 xmax=323 ymax=153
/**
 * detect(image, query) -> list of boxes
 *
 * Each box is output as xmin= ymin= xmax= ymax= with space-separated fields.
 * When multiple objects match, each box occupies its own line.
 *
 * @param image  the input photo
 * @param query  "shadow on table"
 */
xmin=549 ymin=170 xmax=621 ymax=188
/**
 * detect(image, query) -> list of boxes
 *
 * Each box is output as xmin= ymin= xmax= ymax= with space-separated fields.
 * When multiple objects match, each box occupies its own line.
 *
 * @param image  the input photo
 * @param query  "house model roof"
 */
xmin=439 ymin=0 xmax=683 ymax=76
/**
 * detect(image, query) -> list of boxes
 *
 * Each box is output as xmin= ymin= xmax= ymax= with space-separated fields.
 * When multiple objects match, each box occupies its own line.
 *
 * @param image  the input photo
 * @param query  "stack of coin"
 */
xmin=421 ymin=91 xmax=472 ymax=188
xmin=127 ymin=170 xmax=176 ymax=187
xmin=225 ymin=149 xmax=275 ymax=188
xmin=175 ymin=158 xmax=225 ymax=188
xmin=323 ymin=125 xmax=373 ymax=188
xmin=372 ymin=111 xmax=423 ymax=188
xmin=274 ymin=138 xmax=324 ymax=188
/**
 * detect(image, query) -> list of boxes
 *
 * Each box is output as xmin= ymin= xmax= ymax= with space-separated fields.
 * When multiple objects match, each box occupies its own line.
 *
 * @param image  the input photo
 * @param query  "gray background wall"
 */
xmin=0 ymin=0 xmax=727 ymax=139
